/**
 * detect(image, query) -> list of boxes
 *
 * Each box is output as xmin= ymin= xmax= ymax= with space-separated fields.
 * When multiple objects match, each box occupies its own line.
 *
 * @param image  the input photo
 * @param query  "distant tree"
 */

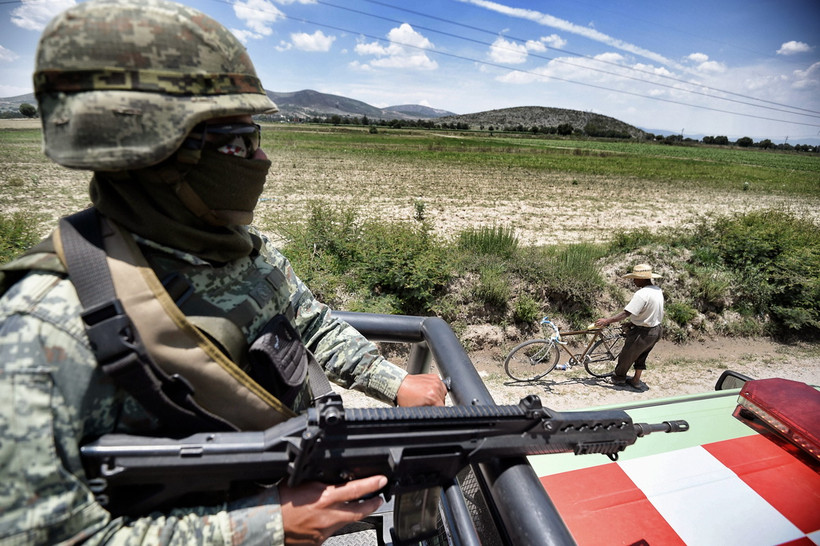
xmin=736 ymin=136 xmax=754 ymax=147
xmin=556 ymin=123 xmax=573 ymax=135
xmin=330 ymin=114 xmax=342 ymax=125
xmin=362 ymin=115 xmax=369 ymax=126
xmin=758 ymin=139 xmax=773 ymax=149
xmin=714 ymin=135 xmax=729 ymax=145
xmin=19 ymin=103 xmax=37 ymax=118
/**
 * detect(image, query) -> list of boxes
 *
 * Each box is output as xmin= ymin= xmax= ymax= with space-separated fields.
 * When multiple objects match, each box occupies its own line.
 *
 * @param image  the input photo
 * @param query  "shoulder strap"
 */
xmin=57 ymin=208 xmax=236 ymax=436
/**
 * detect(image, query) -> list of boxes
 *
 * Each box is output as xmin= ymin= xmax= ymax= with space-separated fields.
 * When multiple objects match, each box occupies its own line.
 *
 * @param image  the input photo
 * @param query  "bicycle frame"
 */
xmin=540 ymin=317 xmax=608 ymax=368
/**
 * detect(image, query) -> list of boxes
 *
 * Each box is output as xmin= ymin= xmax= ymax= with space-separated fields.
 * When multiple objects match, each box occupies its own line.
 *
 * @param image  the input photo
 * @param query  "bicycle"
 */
xmin=504 ymin=317 xmax=626 ymax=382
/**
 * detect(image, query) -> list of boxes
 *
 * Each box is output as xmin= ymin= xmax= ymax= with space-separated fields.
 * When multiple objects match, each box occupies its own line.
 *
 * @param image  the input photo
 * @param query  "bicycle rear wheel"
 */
xmin=504 ymin=340 xmax=560 ymax=381
xmin=584 ymin=335 xmax=625 ymax=377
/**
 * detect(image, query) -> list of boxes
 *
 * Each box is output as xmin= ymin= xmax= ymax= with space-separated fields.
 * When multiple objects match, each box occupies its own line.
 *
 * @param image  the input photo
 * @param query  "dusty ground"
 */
xmin=341 ymin=337 xmax=820 ymax=410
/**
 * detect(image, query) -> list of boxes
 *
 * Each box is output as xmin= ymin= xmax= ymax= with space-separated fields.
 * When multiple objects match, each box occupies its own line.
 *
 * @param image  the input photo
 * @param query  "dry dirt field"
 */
xmin=2 ymin=119 xmax=819 ymax=409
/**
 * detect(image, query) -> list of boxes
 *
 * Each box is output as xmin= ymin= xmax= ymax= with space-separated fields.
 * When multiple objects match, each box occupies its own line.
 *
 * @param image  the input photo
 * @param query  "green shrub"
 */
xmin=514 ymin=293 xmax=541 ymax=324
xmin=666 ymin=301 xmax=697 ymax=326
xmin=0 ymin=212 xmax=39 ymax=264
xmin=691 ymin=210 xmax=819 ymax=335
xmin=608 ymin=227 xmax=659 ymax=252
xmin=355 ymin=221 xmax=452 ymax=315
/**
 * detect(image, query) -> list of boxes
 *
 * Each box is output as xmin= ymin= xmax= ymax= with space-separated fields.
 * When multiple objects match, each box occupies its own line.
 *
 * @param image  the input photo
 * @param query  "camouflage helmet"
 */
xmin=33 ymin=0 xmax=277 ymax=171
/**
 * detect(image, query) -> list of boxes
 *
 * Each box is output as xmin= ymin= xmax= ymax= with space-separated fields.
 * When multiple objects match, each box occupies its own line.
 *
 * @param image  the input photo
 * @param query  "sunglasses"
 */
xmin=184 ymin=122 xmax=262 ymax=159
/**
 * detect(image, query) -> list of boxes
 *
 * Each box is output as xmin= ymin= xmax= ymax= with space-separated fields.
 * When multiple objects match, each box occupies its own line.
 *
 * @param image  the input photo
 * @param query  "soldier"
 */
xmin=0 ymin=1 xmax=446 ymax=544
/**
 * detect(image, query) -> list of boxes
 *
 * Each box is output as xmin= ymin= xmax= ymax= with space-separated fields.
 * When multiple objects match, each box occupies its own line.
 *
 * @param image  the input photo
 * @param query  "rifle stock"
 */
xmin=81 ymin=394 xmax=688 ymax=542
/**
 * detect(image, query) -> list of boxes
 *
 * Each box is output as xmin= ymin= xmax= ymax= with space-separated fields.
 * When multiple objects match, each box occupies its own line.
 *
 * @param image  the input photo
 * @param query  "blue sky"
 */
xmin=1 ymin=0 xmax=819 ymax=141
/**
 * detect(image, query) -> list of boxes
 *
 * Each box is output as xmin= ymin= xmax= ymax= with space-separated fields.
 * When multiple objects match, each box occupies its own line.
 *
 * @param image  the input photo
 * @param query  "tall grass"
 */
xmin=458 ymin=226 xmax=519 ymax=258
xmin=0 ymin=212 xmax=39 ymax=264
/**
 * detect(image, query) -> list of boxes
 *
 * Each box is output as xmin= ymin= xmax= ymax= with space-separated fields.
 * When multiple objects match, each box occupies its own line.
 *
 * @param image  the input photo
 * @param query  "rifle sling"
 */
xmin=57 ymin=208 xmax=236 ymax=435
xmin=56 ymin=209 xmax=332 ymax=433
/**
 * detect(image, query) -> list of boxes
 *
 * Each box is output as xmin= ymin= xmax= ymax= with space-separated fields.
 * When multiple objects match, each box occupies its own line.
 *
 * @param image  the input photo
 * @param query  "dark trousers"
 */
xmin=614 ymin=324 xmax=662 ymax=378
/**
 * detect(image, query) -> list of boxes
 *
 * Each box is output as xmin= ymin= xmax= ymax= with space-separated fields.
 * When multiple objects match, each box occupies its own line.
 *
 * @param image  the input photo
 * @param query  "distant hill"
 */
xmin=439 ymin=106 xmax=647 ymax=139
xmin=0 ymin=92 xmax=36 ymax=111
xmin=267 ymin=89 xmax=384 ymax=119
xmin=382 ymin=104 xmax=456 ymax=119
xmin=266 ymin=90 xmax=455 ymax=120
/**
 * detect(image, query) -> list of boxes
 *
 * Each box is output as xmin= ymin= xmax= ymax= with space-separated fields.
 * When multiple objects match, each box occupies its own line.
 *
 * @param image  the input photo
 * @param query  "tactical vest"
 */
xmin=1 ymin=209 xmax=331 ymax=435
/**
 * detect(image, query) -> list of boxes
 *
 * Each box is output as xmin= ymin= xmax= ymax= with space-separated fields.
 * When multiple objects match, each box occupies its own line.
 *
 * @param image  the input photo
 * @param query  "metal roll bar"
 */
xmin=334 ymin=311 xmax=576 ymax=546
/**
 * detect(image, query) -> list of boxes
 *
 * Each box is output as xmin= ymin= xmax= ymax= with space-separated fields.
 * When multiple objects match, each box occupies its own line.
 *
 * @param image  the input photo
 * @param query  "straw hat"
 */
xmin=622 ymin=263 xmax=662 ymax=280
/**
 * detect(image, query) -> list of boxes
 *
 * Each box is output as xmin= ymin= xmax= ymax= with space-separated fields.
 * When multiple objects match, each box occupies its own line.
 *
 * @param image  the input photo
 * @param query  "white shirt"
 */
xmin=624 ymin=284 xmax=664 ymax=327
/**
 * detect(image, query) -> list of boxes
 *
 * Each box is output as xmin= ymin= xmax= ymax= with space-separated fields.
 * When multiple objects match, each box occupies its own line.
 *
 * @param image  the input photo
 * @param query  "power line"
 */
xmin=268 ymin=12 xmax=820 ymax=128
xmin=356 ymin=0 xmax=820 ymax=117
xmin=8 ymin=0 xmax=818 ymax=128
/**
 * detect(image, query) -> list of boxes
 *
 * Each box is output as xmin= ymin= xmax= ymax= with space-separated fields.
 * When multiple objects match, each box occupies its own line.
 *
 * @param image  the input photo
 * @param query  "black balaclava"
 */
xmin=90 ymin=149 xmax=271 ymax=262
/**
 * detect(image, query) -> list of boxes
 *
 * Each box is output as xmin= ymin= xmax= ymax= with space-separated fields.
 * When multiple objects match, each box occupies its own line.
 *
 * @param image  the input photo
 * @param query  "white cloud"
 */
xmin=685 ymin=52 xmax=726 ymax=74
xmin=291 ymin=30 xmax=335 ymax=52
xmin=0 ymin=45 xmax=19 ymax=63
xmin=792 ymin=62 xmax=820 ymax=89
xmin=777 ymin=41 xmax=813 ymax=55
xmin=275 ymin=40 xmax=293 ymax=52
xmin=458 ymin=0 xmax=682 ymax=70
xmin=539 ymin=34 xmax=567 ymax=50
xmin=233 ymin=0 xmax=284 ymax=37
xmin=687 ymin=52 xmax=709 ymax=64
xmin=696 ymin=60 xmax=727 ymax=74
xmin=489 ymin=37 xmax=528 ymax=63
xmin=11 ymin=0 xmax=75 ymax=31
xmin=489 ymin=34 xmax=568 ymax=64
xmin=524 ymin=40 xmax=546 ymax=53
xmin=348 ymin=60 xmax=373 ymax=72
xmin=354 ymin=24 xmax=438 ymax=70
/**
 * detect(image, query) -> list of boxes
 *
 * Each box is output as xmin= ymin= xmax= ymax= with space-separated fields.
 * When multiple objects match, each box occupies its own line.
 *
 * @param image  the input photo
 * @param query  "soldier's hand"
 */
xmin=396 ymin=373 xmax=447 ymax=407
xmin=280 ymin=475 xmax=387 ymax=545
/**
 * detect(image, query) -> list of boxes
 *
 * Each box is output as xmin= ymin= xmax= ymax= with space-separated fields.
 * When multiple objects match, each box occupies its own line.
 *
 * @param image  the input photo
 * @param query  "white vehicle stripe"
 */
xmin=618 ymin=446 xmax=805 ymax=546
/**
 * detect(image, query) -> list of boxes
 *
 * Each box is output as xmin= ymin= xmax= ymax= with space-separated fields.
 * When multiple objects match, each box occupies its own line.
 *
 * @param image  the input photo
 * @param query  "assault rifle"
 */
xmin=82 ymin=393 xmax=688 ymax=543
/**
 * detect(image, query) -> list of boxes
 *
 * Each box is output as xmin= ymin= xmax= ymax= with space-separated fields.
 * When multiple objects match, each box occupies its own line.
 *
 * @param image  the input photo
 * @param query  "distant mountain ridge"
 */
xmin=438 ymin=106 xmax=647 ymax=139
xmin=266 ymin=90 xmax=456 ymax=121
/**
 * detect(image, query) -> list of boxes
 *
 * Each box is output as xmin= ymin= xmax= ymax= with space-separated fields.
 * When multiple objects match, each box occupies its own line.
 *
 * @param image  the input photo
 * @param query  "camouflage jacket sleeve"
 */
xmin=0 ymin=270 xmax=285 ymax=545
xmin=253 ymin=229 xmax=408 ymax=405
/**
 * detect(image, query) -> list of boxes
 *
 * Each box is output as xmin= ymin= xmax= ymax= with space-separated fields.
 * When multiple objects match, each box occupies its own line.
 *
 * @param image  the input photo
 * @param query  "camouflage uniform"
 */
xmin=0 ymin=225 xmax=407 ymax=545
xmin=0 ymin=0 xmax=408 ymax=543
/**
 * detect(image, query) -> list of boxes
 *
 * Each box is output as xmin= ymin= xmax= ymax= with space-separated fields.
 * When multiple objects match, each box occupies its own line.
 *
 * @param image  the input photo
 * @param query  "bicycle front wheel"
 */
xmin=584 ymin=335 xmax=625 ymax=377
xmin=504 ymin=340 xmax=560 ymax=381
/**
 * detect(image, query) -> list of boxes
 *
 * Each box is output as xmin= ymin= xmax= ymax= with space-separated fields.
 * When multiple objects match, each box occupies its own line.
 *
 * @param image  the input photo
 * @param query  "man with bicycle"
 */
xmin=595 ymin=264 xmax=664 ymax=389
